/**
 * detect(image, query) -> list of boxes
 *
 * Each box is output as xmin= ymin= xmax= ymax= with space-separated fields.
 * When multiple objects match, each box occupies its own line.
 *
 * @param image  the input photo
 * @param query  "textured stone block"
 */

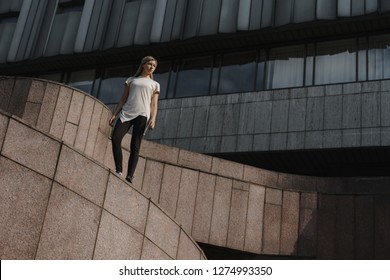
xmin=104 ymin=174 xmax=149 ymax=233
xmin=94 ymin=210 xmax=143 ymax=260
xmin=280 ymin=191 xmax=299 ymax=255
xmin=287 ymin=132 xmax=305 ymax=149
xmin=262 ymin=203 xmax=281 ymax=255
xmin=177 ymin=231 xmax=201 ymax=260
xmin=227 ymin=185 xmax=249 ymax=250
xmin=265 ymin=188 xmax=282 ymax=205
xmin=0 ymin=78 xmax=14 ymax=111
xmin=141 ymin=160 xmax=164 ymax=202
xmin=254 ymin=101 xmax=272 ymax=133
xmin=0 ymin=157 xmax=52 ymax=259
xmin=192 ymin=173 xmax=216 ymax=243
xmin=237 ymin=102 xmax=255 ymax=135
xmin=323 ymin=130 xmax=342 ymax=148
xmin=178 ymin=149 xmax=212 ymax=172
xmin=325 ymin=84 xmax=342 ymax=95
xmin=141 ymin=140 xmax=179 ymax=165
xmin=317 ymin=194 xmax=337 ymax=259
xmin=163 ymin=108 xmax=180 ymax=138
xmin=305 ymin=97 xmax=324 ymax=130
xmin=36 ymin=83 xmax=59 ymax=133
xmin=62 ymin=122 xmax=78 ymax=146
xmin=8 ymin=78 xmax=30 ymax=118
xmin=207 ymin=105 xmax=224 ymax=136
xmin=270 ymin=133 xmax=287 ymax=150
xmin=141 ymin=238 xmax=171 ymax=260
xmin=244 ymin=185 xmax=265 ymax=253
xmin=158 ymin=164 xmax=181 ymax=217
xmin=305 ymin=131 xmax=323 ymax=149
xmin=55 ymin=145 xmax=108 ymax=206
xmin=67 ymin=90 xmax=85 ymax=125
xmin=0 ymin=113 xmax=9 ymax=149
xmin=74 ymin=96 xmax=94 ymax=151
xmin=362 ymin=92 xmax=380 ymax=127
xmin=49 ymin=86 xmax=72 ymax=139
xmin=324 ymin=95 xmax=342 ymax=129
xmin=36 ymin=183 xmax=101 ymax=259
xmin=288 ymin=98 xmax=306 ymax=131
xmin=253 ymin=133 xmax=270 ymax=151
xmin=175 ymin=169 xmax=198 ymax=233
xmin=243 ymin=165 xmax=278 ymax=187
xmin=209 ymin=177 xmax=232 ymax=247
xmin=2 ymin=119 xmax=61 ymax=178
xmin=192 ymin=106 xmax=209 ymax=137
xmin=361 ymin=128 xmax=380 ymax=146
xmin=335 ymin=195 xmax=355 ymax=259
xmin=145 ymin=204 xmax=180 ymax=259
xmin=342 ymin=94 xmax=361 ymax=129
xmin=27 ymin=80 xmax=45 ymax=103
xmin=23 ymin=102 xmax=41 ymax=126
xmin=177 ymin=107 xmax=194 ymax=137
xmin=342 ymin=129 xmax=360 ymax=147
xmin=211 ymin=157 xmax=244 ymax=180
xmin=85 ymin=102 xmax=103 ymax=156
xmin=271 ymin=100 xmax=289 ymax=132
xmin=355 ymin=196 xmax=374 ymax=259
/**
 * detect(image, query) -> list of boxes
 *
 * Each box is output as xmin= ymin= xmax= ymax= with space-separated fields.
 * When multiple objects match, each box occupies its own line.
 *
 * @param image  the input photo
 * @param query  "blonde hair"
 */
xmin=134 ymin=56 xmax=158 ymax=79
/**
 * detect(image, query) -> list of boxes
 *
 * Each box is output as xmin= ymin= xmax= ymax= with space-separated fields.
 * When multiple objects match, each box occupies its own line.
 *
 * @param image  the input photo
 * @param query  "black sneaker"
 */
xmin=125 ymin=176 xmax=134 ymax=183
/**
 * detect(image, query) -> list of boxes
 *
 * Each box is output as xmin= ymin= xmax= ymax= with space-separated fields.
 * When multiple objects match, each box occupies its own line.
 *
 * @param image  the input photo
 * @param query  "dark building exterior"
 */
xmin=2 ymin=0 xmax=390 ymax=176
xmin=1 ymin=0 xmax=390 ymax=259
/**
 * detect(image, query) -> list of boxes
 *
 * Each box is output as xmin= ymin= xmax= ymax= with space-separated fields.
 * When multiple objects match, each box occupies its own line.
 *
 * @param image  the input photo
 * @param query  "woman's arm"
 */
xmin=147 ymin=92 xmax=159 ymax=129
xmin=109 ymin=85 xmax=129 ymax=126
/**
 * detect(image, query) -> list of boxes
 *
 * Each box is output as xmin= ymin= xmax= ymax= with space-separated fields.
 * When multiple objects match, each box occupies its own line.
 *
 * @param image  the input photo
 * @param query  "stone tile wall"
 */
xmin=2 ymin=77 xmax=390 ymax=260
xmin=147 ymin=80 xmax=390 ymax=154
xmin=0 ymin=113 xmax=205 ymax=260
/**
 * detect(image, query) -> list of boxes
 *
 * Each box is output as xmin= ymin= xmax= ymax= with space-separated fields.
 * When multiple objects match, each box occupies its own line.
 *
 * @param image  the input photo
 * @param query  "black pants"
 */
xmin=111 ymin=115 xmax=147 ymax=178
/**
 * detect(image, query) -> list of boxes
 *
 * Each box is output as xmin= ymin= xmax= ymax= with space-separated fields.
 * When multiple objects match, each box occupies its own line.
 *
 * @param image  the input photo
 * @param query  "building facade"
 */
xmin=1 ymin=0 xmax=390 ymax=259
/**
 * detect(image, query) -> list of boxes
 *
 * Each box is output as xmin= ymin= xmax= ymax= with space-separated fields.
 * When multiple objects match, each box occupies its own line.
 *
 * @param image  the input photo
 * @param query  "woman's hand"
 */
xmin=109 ymin=115 xmax=116 ymax=127
xmin=147 ymin=117 xmax=156 ymax=129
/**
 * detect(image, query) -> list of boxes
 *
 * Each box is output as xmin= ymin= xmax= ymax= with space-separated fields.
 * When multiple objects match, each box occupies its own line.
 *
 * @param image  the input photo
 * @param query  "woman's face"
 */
xmin=142 ymin=60 xmax=157 ymax=76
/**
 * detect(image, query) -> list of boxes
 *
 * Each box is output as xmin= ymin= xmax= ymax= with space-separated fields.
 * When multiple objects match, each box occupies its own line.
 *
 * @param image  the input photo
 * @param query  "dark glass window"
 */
xmin=368 ymin=35 xmax=390 ymax=80
xmin=153 ymin=61 xmax=172 ymax=99
xmin=256 ymin=50 xmax=266 ymax=90
xmin=315 ymin=39 xmax=356 ymax=85
xmin=266 ymin=45 xmax=305 ymax=89
xmin=305 ymin=44 xmax=314 ymax=86
xmin=67 ymin=69 xmax=95 ymax=94
xmin=219 ymin=52 xmax=256 ymax=94
xmin=98 ymin=66 xmax=133 ymax=105
xmin=175 ymin=56 xmax=212 ymax=98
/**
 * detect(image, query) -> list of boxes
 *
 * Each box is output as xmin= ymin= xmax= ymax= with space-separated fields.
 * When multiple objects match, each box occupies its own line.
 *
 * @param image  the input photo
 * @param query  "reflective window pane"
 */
xmin=153 ymin=61 xmax=171 ymax=99
xmin=266 ymin=45 xmax=305 ymax=89
xmin=219 ymin=52 xmax=256 ymax=94
xmin=256 ymin=50 xmax=266 ymax=90
xmin=98 ymin=66 xmax=133 ymax=105
xmin=67 ymin=69 xmax=95 ymax=94
xmin=315 ymin=39 xmax=356 ymax=85
xmin=176 ymin=56 xmax=212 ymax=97
xmin=368 ymin=35 xmax=390 ymax=80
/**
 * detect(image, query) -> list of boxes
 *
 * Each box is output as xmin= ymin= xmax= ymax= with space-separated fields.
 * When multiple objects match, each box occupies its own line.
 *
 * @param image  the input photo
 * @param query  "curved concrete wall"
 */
xmin=0 ymin=77 xmax=205 ymax=260
xmin=1 ymin=77 xmax=390 ymax=259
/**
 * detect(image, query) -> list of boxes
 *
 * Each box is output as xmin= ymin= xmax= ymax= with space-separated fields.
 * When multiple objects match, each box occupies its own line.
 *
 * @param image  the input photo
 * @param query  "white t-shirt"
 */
xmin=119 ymin=76 xmax=160 ymax=123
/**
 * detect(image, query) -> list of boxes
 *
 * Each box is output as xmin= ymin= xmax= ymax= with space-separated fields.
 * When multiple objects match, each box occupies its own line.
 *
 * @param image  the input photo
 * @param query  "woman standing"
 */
xmin=109 ymin=56 xmax=160 ymax=183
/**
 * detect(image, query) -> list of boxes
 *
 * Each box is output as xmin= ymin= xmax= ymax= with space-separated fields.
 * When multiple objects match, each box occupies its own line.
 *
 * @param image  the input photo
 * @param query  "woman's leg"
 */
xmin=111 ymin=119 xmax=131 ymax=173
xmin=126 ymin=116 xmax=147 ymax=181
